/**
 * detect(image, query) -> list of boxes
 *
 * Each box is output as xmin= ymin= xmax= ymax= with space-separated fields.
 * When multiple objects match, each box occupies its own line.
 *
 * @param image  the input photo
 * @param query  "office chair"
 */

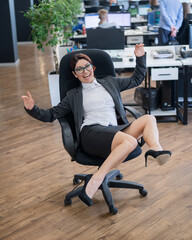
xmin=59 ymin=49 xmax=147 ymax=214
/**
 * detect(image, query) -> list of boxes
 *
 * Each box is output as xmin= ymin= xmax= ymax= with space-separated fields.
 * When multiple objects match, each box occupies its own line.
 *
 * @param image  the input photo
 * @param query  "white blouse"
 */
xmin=81 ymin=79 xmax=118 ymax=130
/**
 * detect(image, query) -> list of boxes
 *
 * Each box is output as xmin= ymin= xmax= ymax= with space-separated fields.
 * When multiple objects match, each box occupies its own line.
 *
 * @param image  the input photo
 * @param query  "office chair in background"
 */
xmin=58 ymin=49 xmax=147 ymax=214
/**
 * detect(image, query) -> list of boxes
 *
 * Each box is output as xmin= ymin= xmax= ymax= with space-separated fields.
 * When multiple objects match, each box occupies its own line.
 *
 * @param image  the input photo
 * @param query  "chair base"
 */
xmin=64 ymin=169 xmax=147 ymax=214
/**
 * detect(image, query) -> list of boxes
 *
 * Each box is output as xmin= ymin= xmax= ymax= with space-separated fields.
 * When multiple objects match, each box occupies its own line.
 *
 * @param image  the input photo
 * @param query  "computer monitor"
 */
xmin=115 ymin=0 xmax=129 ymax=11
xmin=109 ymin=5 xmax=122 ymax=12
xmin=128 ymin=2 xmax=138 ymax=17
xmin=138 ymin=5 xmax=151 ymax=16
xmin=86 ymin=28 xmax=125 ymax=49
xmin=147 ymin=11 xmax=155 ymax=26
xmin=85 ymin=6 xmax=103 ymax=13
xmin=84 ymin=0 xmax=92 ymax=6
xmin=108 ymin=12 xmax=131 ymax=27
xmin=148 ymin=10 xmax=160 ymax=26
xmin=155 ymin=10 xmax=161 ymax=25
xmin=72 ymin=17 xmax=85 ymax=32
xmin=139 ymin=0 xmax=150 ymax=4
xmin=84 ymin=13 xmax=100 ymax=29
xmin=85 ymin=12 xmax=131 ymax=29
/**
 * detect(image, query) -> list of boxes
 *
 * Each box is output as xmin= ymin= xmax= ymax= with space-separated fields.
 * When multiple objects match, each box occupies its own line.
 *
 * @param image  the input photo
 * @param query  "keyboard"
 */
xmin=111 ymin=57 xmax=123 ymax=62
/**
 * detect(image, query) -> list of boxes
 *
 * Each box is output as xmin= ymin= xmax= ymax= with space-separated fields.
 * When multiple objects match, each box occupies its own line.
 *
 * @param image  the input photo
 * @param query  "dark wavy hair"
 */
xmin=70 ymin=53 xmax=93 ymax=72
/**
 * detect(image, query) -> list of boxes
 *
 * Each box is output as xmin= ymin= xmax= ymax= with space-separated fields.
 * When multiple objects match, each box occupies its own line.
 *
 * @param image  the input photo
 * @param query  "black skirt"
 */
xmin=80 ymin=123 xmax=131 ymax=159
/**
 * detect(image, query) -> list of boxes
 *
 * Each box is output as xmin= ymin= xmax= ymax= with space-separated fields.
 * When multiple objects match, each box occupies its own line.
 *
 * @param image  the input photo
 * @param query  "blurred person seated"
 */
xmin=109 ymin=0 xmax=117 ymax=6
xmin=98 ymin=9 xmax=117 ymax=28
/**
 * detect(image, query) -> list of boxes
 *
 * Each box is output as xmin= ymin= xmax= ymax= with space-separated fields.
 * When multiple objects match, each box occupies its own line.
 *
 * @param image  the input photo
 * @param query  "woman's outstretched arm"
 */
xmin=21 ymin=91 xmax=71 ymax=122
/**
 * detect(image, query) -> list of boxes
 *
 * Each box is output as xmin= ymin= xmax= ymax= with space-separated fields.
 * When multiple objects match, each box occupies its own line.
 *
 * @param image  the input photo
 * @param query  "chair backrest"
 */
xmin=86 ymin=28 xmax=125 ymax=50
xmin=58 ymin=49 xmax=116 ymax=158
xmin=59 ymin=49 xmax=116 ymax=100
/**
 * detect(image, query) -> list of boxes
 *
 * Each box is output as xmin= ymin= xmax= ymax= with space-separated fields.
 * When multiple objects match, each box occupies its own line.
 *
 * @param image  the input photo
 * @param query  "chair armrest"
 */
xmin=124 ymin=106 xmax=142 ymax=119
xmin=124 ymin=106 xmax=145 ymax=147
xmin=58 ymin=118 xmax=75 ymax=158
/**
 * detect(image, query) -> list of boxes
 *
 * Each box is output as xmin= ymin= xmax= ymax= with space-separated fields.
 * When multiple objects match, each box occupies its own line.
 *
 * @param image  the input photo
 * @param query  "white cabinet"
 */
xmin=151 ymin=67 xmax=179 ymax=81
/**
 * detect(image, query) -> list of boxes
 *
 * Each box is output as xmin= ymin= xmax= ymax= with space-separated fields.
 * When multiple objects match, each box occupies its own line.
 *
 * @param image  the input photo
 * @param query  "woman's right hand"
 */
xmin=21 ymin=91 xmax=34 ymax=110
xmin=134 ymin=43 xmax=145 ymax=57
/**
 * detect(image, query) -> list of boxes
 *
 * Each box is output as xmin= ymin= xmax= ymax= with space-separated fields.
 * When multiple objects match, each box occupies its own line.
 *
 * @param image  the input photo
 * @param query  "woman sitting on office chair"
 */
xmin=22 ymin=44 xmax=171 ymax=207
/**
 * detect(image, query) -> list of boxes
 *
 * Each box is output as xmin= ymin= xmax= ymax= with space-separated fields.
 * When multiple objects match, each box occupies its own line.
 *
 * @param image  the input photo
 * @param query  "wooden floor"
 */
xmin=0 ymin=44 xmax=192 ymax=240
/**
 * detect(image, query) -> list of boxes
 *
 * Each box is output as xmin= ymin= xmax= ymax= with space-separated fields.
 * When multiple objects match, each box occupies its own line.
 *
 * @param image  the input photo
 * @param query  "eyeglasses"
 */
xmin=75 ymin=63 xmax=93 ymax=74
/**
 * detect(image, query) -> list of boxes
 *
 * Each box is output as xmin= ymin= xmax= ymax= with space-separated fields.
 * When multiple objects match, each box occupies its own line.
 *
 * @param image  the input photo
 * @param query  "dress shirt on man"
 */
xmin=159 ymin=0 xmax=183 ymax=31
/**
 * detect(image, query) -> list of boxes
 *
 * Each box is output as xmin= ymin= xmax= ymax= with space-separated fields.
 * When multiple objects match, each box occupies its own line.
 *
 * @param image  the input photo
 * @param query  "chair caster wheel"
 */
xmin=109 ymin=206 xmax=118 ymax=215
xmin=64 ymin=198 xmax=72 ymax=206
xmin=73 ymin=178 xmax=80 ymax=185
xmin=139 ymin=189 xmax=148 ymax=197
xmin=116 ymin=173 xmax=123 ymax=180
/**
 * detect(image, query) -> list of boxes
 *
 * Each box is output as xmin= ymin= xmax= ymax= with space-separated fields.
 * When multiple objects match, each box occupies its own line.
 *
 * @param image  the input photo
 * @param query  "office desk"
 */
xmin=106 ymin=46 xmax=184 ymax=122
xmin=131 ymin=17 xmax=148 ymax=29
xmin=106 ymin=46 xmax=182 ymax=68
xmin=124 ymin=28 xmax=158 ymax=46
xmin=71 ymin=27 xmax=158 ymax=47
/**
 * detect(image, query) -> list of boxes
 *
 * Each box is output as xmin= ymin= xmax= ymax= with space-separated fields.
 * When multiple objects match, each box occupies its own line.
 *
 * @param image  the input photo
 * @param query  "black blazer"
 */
xmin=26 ymin=54 xmax=146 ymax=147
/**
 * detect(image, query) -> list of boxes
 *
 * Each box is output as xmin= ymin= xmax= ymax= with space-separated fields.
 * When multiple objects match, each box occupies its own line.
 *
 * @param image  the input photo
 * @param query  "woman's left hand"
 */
xmin=134 ymin=43 xmax=145 ymax=57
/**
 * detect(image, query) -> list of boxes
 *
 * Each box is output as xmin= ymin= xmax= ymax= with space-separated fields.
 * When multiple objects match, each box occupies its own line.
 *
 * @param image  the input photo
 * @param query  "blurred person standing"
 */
xmin=176 ymin=2 xmax=191 ymax=44
xmin=158 ymin=0 xmax=183 ymax=45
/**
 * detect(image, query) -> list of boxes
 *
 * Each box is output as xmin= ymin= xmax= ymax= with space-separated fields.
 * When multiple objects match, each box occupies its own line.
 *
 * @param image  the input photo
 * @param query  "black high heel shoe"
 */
xmin=145 ymin=150 xmax=172 ymax=167
xmin=78 ymin=174 xmax=93 ymax=207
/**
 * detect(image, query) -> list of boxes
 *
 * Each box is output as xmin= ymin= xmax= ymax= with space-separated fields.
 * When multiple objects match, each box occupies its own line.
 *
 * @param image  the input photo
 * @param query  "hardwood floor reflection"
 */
xmin=0 ymin=43 xmax=192 ymax=240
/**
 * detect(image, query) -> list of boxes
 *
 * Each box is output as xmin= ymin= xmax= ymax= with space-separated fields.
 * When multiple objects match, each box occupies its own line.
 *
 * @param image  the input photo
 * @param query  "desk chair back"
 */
xmin=59 ymin=49 xmax=116 ymax=100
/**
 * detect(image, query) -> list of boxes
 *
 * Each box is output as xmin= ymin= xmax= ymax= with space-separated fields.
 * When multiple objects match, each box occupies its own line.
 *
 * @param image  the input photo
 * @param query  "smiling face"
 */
xmin=72 ymin=59 xmax=95 ymax=84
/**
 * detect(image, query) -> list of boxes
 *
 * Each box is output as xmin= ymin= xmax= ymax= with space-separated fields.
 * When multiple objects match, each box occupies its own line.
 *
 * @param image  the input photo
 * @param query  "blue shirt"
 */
xmin=159 ymin=0 xmax=183 ymax=31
